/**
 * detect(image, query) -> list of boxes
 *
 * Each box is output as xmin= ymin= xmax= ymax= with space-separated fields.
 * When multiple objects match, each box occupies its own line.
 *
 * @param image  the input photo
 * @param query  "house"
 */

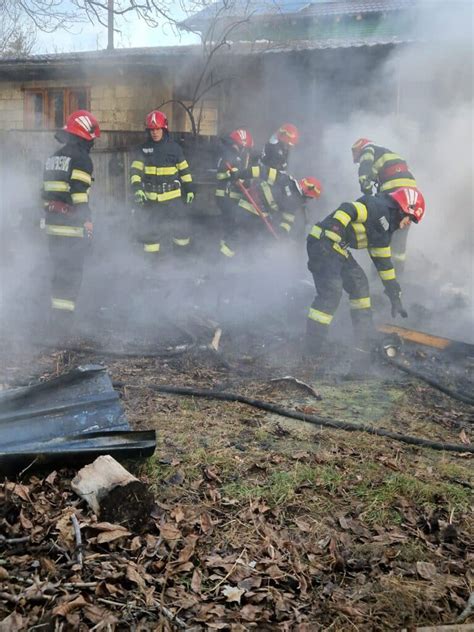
xmin=0 ymin=0 xmax=469 ymax=217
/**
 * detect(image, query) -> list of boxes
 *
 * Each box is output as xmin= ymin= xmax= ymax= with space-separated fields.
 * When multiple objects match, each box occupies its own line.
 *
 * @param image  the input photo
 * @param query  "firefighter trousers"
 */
xmin=48 ymin=231 xmax=88 ymax=314
xmin=306 ymin=237 xmax=375 ymax=352
xmin=134 ymin=199 xmax=192 ymax=257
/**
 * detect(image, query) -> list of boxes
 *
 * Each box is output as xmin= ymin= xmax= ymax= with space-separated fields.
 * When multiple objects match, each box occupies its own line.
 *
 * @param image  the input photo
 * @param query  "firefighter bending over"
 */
xmin=351 ymin=138 xmax=419 ymax=274
xmin=215 ymin=128 xmax=256 ymax=259
xmin=306 ymin=187 xmax=425 ymax=355
xmin=42 ymin=110 xmax=100 ymax=330
xmin=130 ymin=110 xmax=195 ymax=257
xmin=261 ymin=123 xmax=299 ymax=172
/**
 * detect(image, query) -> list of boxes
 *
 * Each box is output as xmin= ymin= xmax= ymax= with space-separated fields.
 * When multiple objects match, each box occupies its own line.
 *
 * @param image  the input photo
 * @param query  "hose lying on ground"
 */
xmin=113 ymin=382 xmax=474 ymax=454
xmin=388 ymin=357 xmax=474 ymax=407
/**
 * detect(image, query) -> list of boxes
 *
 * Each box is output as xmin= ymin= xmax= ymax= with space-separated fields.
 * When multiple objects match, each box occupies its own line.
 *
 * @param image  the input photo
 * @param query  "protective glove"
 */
xmin=134 ymin=189 xmax=147 ymax=205
xmin=389 ymin=292 xmax=408 ymax=318
xmin=186 ymin=192 xmax=195 ymax=204
xmin=228 ymin=168 xmax=241 ymax=182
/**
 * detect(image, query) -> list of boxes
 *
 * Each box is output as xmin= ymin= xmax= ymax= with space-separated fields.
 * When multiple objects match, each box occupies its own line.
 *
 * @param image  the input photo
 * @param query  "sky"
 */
xmin=35 ymin=4 xmax=201 ymax=53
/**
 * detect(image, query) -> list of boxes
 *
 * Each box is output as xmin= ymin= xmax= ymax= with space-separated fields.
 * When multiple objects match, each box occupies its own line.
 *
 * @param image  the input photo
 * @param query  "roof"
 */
xmin=182 ymin=0 xmax=471 ymax=30
xmin=0 ymin=38 xmax=410 ymax=79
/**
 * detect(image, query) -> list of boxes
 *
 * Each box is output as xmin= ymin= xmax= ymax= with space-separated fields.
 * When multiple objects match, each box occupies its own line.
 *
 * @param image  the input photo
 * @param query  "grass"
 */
xmin=355 ymin=472 xmax=472 ymax=525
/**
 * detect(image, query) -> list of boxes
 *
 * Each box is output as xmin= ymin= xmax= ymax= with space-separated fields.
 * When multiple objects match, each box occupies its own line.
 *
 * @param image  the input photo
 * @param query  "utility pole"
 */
xmin=107 ymin=0 xmax=114 ymax=50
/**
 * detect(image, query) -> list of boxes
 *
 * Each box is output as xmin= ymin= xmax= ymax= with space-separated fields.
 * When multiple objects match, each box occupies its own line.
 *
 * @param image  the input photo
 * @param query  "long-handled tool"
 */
xmin=225 ymin=162 xmax=279 ymax=240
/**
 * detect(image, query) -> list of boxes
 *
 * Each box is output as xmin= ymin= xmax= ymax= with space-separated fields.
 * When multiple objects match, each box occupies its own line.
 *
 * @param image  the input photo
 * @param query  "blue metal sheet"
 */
xmin=0 ymin=365 xmax=156 ymax=471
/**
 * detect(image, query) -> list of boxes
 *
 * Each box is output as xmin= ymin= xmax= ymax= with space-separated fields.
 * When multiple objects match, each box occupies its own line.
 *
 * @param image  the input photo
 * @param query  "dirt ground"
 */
xmin=0 ymin=330 xmax=473 ymax=631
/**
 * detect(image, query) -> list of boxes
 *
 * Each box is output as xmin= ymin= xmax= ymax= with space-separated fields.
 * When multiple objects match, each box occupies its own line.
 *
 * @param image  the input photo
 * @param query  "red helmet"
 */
xmin=299 ymin=177 xmax=322 ymax=199
xmin=145 ymin=110 xmax=168 ymax=130
xmin=351 ymin=137 xmax=372 ymax=163
xmin=64 ymin=110 xmax=100 ymax=141
xmin=389 ymin=187 xmax=425 ymax=223
xmin=229 ymin=129 xmax=254 ymax=149
xmin=277 ymin=123 xmax=299 ymax=147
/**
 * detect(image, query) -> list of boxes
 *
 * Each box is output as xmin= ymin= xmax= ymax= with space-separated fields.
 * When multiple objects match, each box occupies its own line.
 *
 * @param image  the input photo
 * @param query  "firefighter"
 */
xmin=130 ymin=110 xmax=195 ymax=257
xmin=222 ymin=164 xmax=322 ymax=240
xmin=351 ymin=138 xmax=418 ymax=274
xmin=261 ymin=123 xmax=299 ymax=172
xmin=306 ymin=187 xmax=425 ymax=355
xmin=215 ymin=128 xmax=255 ymax=259
xmin=42 ymin=109 xmax=100 ymax=331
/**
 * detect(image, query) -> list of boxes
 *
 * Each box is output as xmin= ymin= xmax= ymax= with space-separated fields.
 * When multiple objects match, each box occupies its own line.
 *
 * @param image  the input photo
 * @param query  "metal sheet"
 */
xmin=0 ymin=365 xmax=156 ymax=471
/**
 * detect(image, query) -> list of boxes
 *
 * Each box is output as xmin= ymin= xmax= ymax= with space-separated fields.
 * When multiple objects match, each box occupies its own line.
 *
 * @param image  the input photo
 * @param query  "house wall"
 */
xmin=0 ymin=72 xmax=174 ymax=132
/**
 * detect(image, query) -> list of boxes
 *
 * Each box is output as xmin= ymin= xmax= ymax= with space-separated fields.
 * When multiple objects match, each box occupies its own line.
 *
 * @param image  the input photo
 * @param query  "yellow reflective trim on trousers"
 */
xmin=310 ymin=225 xmax=322 ymax=239
xmin=71 ymin=169 xmax=92 ymax=185
xmin=350 ymin=297 xmax=371 ymax=310
xmin=44 ymin=181 xmax=70 ymax=192
xmin=177 ymin=160 xmax=189 ymax=171
xmin=369 ymin=247 xmax=392 ymax=258
xmin=267 ymin=168 xmax=277 ymax=185
xmin=71 ymin=192 xmax=88 ymax=204
xmin=379 ymin=268 xmax=396 ymax=280
xmin=353 ymin=202 xmax=368 ymax=223
xmin=181 ymin=174 xmax=193 ymax=183
xmin=220 ymin=241 xmax=235 ymax=258
xmin=131 ymin=175 xmax=142 ymax=184
xmin=352 ymin=222 xmax=368 ymax=249
xmin=333 ymin=210 xmax=351 ymax=226
xmin=131 ymin=160 xmax=144 ymax=171
xmin=45 ymin=225 xmax=84 ymax=237
xmin=145 ymin=189 xmax=181 ymax=202
xmin=144 ymin=243 xmax=160 ymax=252
xmin=215 ymin=189 xmax=226 ymax=197
xmin=373 ymin=152 xmax=403 ymax=170
xmin=51 ymin=297 xmax=75 ymax=311
xmin=282 ymin=212 xmax=295 ymax=223
xmin=393 ymin=253 xmax=406 ymax=261
xmin=251 ymin=166 xmax=260 ymax=178
xmin=380 ymin=178 xmax=417 ymax=191
xmin=260 ymin=182 xmax=278 ymax=211
xmin=308 ymin=308 xmax=333 ymax=325
xmin=280 ymin=222 xmax=291 ymax=232
xmin=229 ymin=191 xmax=242 ymax=200
xmin=173 ymin=238 xmax=190 ymax=246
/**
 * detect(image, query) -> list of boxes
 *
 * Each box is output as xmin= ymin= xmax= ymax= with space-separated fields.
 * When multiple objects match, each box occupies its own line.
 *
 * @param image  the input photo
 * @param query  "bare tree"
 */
xmin=158 ymin=0 xmax=256 ymax=136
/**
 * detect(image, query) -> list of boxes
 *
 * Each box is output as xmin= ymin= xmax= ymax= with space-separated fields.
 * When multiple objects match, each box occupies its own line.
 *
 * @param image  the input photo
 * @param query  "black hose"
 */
xmin=116 ymin=382 xmax=474 ymax=454
xmin=389 ymin=358 xmax=474 ymax=407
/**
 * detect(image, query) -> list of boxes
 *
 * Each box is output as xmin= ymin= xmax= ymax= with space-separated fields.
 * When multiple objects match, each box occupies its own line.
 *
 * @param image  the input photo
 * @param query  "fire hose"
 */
xmin=225 ymin=162 xmax=279 ymax=240
xmin=113 ymin=382 xmax=474 ymax=454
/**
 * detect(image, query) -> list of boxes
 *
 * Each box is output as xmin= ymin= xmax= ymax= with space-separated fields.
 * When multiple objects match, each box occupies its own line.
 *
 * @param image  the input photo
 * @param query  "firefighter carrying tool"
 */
xmin=351 ymin=138 xmax=419 ymax=274
xmin=261 ymin=123 xmax=299 ymax=171
xmin=42 ymin=110 xmax=100 ymax=327
xmin=130 ymin=110 xmax=195 ymax=256
xmin=306 ymin=187 xmax=425 ymax=355
xmin=215 ymin=128 xmax=256 ymax=259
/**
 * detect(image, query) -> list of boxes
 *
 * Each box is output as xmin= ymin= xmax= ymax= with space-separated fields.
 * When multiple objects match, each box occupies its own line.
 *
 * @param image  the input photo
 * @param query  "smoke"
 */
xmin=0 ymin=1 xmax=472 ymax=368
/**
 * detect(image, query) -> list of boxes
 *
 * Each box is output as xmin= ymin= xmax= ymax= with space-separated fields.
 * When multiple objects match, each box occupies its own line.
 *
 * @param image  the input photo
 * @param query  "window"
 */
xmin=24 ymin=87 xmax=90 ymax=129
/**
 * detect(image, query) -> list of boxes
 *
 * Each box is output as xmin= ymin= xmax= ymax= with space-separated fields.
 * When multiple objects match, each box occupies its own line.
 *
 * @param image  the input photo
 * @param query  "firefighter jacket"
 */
xmin=42 ymin=134 xmax=93 ymax=237
xmin=215 ymin=138 xmax=253 ymax=203
xmin=130 ymin=136 xmax=194 ymax=204
xmin=235 ymin=164 xmax=301 ymax=233
xmin=261 ymin=138 xmax=289 ymax=171
xmin=308 ymin=194 xmax=403 ymax=298
xmin=358 ymin=144 xmax=416 ymax=194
